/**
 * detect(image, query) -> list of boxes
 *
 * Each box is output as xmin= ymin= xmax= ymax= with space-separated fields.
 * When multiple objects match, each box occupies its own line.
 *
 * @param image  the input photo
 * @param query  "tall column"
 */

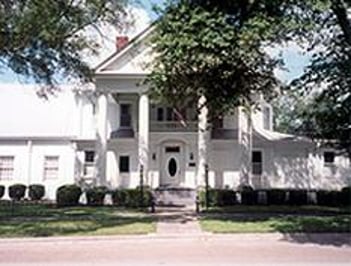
xmin=138 ymin=93 xmax=149 ymax=184
xmin=239 ymin=107 xmax=252 ymax=185
xmin=95 ymin=92 xmax=108 ymax=186
xmin=197 ymin=95 xmax=210 ymax=187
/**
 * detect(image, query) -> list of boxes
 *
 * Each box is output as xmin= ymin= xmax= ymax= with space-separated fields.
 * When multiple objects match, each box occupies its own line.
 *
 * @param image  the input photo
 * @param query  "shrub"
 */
xmin=199 ymin=189 xmax=237 ymax=207
xmin=112 ymin=188 xmax=152 ymax=208
xmin=266 ymin=189 xmax=286 ymax=205
xmin=28 ymin=184 xmax=45 ymax=201
xmin=9 ymin=184 xmax=26 ymax=201
xmin=317 ymin=190 xmax=342 ymax=206
xmin=287 ymin=190 xmax=308 ymax=205
xmin=0 ymin=185 xmax=4 ymax=199
xmin=340 ymin=186 xmax=351 ymax=206
xmin=86 ymin=186 xmax=108 ymax=206
xmin=56 ymin=184 xmax=82 ymax=207
xmin=239 ymin=185 xmax=258 ymax=205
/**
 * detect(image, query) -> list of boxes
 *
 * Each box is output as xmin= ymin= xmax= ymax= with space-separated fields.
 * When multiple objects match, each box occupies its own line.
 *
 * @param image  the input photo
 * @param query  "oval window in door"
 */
xmin=168 ymin=158 xmax=177 ymax=177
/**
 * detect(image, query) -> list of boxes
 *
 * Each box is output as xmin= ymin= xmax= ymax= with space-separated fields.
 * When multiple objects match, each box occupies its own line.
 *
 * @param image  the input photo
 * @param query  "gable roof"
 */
xmin=94 ymin=24 xmax=155 ymax=75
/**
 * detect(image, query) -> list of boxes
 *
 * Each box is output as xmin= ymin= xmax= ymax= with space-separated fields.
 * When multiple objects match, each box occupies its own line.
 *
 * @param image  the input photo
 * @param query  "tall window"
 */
xmin=263 ymin=106 xmax=271 ymax=130
xmin=43 ymin=156 xmax=59 ymax=180
xmin=84 ymin=151 xmax=95 ymax=176
xmin=0 ymin=156 xmax=14 ymax=180
xmin=324 ymin=151 xmax=335 ymax=166
xmin=120 ymin=104 xmax=131 ymax=128
xmin=252 ymin=151 xmax=263 ymax=175
xmin=119 ymin=156 xmax=130 ymax=173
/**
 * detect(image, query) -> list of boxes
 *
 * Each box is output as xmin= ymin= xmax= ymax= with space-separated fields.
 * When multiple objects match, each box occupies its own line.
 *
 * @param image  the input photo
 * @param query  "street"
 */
xmin=0 ymin=233 xmax=350 ymax=265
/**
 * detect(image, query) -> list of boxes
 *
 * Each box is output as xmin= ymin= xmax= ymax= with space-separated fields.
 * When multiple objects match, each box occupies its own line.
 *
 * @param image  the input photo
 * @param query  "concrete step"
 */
xmin=155 ymin=187 xmax=196 ymax=207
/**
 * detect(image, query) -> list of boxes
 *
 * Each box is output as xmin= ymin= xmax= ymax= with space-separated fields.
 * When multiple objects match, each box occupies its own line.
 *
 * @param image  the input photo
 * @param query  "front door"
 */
xmin=161 ymin=145 xmax=183 ymax=187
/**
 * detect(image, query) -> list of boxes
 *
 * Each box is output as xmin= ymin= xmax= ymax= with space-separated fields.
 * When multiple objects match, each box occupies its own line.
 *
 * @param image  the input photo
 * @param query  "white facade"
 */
xmin=0 ymin=28 xmax=350 ymax=200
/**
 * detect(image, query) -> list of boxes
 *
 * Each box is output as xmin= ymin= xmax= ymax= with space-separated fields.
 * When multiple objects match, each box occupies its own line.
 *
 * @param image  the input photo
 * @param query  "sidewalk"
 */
xmin=153 ymin=206 xmax=204 ymax=236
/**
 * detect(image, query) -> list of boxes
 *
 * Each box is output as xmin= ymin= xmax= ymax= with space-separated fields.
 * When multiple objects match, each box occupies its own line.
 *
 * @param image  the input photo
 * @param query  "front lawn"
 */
xmin=200 ymin=205 xmax=351 ymax=233
xmin=0 ymin=203 xmax=156 ymax=237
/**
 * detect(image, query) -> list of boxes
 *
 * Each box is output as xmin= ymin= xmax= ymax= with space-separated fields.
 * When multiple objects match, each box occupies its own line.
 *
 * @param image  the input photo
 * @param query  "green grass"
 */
xmin=200 ymin=215 xmax=351 ymax=233
xmin=0 ymin=203 xmax=156 ymax=237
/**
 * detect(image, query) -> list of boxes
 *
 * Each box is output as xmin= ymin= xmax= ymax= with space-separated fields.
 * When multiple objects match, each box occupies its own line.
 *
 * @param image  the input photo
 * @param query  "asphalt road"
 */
xmin=0 ymin=234 xmax=350 ymax=266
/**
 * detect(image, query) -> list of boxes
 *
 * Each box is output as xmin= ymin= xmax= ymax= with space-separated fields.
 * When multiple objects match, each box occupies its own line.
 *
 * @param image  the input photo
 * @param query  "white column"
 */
xmin=197 ymin=95 xmax=210 ymax=187
xmin=26 ymin=140 xmax=33 ymax=186
xmin=95 ymin=92 xmax=108 ymax=186
xmin=239 ymin=107 xmax=252 ymax=185
xmin=138 ymin=94 xmax=149 ymax=183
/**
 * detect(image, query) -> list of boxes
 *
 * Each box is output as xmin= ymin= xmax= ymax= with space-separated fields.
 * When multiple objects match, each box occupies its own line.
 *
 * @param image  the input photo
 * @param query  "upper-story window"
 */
xmin=263 ymin=106 xmax=271 ymax=130
xmin=324 ymin=151 xmax=335 ymax=166
xmin=156 ymin=107 xmax=186 ymax=122
xmin=0 ymin=156 xmax=14 ymax=180
xmin=120 ymin=104 xmax=132 ymax=128
xmin=252 ymin=151 xmax=263 ymax=175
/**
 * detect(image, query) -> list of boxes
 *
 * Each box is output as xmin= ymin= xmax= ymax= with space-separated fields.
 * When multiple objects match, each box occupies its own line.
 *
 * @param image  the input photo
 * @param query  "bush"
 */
xmin=0 ymin=185 xmax=4 ymax=199
xmin=56 ymin=184 xmax=82 ymax=207
xmin=317 ymin=190 xmax=342 ymax=206
xmin=112 ymin=188 xmax=152 ymax=208
xmin=199 ymin=189 xmax=237 ymax=207
xmin=340 ymin=186 xmax=351 ymax=206
xmin=287 ymin=190 xmax=308 ymax=205
xmin=239 ymin=185 xmax=258 ymax=205
xmin=86 ymin=186 xmax=108 ymax=206
xmin=266 ymin=189 xmax=286 ymax=205
xmin=28 ymin=184 xmax=45 ymax=201
xmin=9 ymin=184 xmax=26 ymax=201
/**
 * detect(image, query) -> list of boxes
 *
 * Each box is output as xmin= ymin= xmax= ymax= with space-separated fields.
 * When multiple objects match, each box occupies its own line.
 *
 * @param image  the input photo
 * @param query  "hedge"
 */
xmin=56 ymin=184 xmax=82 ymax=207
xmin=9 ymin=184 xmax=26 ymax=201
xmin=199 ymin=189 xmax=237 ymax=207
xmin=287 ymin=190 xmax=308 ymax=205
xmin=28 ymin=184 xmax=45 ymax=201
xmin=86 ymin=186 xmax=108 ymax=206
xmin=341 ymin=186 xmax=351 ymax=206
xmin=111 ymin=188 xmax=152 ymax=207
xmin=316 ymin=190 xmax=341 ymax=206
xmin=240 ymin=185 xmax=258 ymax=205
xmin=0 ymin=185 xmax=4 ymax=199
xmin=266 ymin=189 xmax=286 ymax=205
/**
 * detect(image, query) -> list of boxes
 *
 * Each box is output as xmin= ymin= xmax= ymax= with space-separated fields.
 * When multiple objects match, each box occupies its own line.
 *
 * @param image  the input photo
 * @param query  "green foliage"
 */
xmin=199 ymin=189 xmax=237 ymax=207
xmin=0 ymin=0 xmax=127 ymax=87
xmin=317 ymin=190 xmax=342 ymax=206
xmin=287 ymin=190 xmax=308 ymax=205
xmin=86 ymin=186 xmax=108 ymax=206
xmin=9 ymin=184 xmax=26 ymax=201
xmin=0 ymin=185 xmax=4 ymax=199
xmin=111 ymin=188 xmax=152 ymax=208
xmin=146 ymin=0 xmax=309 ymax=117
xmin=56 ymin=184 xmax=82 ymax=207
xmin=266 ymin=189 xmax=287 ymax=205
xmin=28 ymin=184 xmax=45 ymax=201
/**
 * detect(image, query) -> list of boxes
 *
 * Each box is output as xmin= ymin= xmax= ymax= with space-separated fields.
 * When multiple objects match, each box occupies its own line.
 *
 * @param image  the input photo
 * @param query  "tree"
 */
xmin=291 ymin=0 xmax=351 ymax=159
xmin=146 ymin=0 xmax=312 ymax=118
xmin=0 ymin=0 xmax=127 ymax=88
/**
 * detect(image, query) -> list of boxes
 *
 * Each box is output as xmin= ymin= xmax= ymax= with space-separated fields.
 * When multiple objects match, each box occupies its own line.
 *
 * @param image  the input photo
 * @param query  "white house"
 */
xmin=0 ymin=27 xmax=350 ymax=200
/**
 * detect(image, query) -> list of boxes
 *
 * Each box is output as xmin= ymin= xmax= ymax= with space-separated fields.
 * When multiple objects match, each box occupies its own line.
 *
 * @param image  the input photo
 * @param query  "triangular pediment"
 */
xmin=95 ymin=26 xmax=154 ymax=76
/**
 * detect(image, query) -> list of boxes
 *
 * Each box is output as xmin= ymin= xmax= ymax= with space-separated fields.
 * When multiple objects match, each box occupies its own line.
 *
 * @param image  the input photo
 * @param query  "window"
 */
xmin=324 ymin=151 xmax=335 ymax=166
xmin=43 ymin=156 xmax=59 ymax=180
xmin=0 ymin=156 xmax=14 ymax=180
xmin=84 ymin=151 xmax=95 ymax=176
xmin=157 ymin=107 xmax=164 ymax=121
xmin=252 ymin=151 xmax=263 ymax=175
xmin=120 ymin=104 xmax=131 ymax=128
xmin=119 ymin=156 xmax=130 ymax=173
xmin=263 ymin=106 xmax=271 ymax=130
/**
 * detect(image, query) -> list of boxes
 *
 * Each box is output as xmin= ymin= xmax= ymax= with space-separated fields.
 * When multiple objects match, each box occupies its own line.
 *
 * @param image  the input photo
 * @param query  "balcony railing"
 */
xmin=150 ymin=121 xmax=197 ymax=132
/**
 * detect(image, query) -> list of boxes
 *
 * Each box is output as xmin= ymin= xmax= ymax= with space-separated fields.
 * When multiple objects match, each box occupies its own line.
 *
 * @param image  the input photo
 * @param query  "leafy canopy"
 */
xmin=0 ymin=0 xmax=127 ymax=87
xmin=146 ymin=0 xmax=321 ymax=118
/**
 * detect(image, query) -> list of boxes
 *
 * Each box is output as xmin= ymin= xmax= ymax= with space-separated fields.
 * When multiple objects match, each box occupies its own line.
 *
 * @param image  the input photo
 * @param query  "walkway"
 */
xmin=154 ymin=206 xmax=203 ymax=236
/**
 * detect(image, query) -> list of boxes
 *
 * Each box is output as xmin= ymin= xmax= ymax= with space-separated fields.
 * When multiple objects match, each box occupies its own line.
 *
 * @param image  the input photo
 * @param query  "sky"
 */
xmin=0 ymin=0 xmax=310 ymax=84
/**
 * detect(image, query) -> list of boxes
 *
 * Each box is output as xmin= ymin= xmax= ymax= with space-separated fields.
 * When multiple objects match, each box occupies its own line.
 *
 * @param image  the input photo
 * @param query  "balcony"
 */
xmin=150 ymin=121 xmax=197 ymax=132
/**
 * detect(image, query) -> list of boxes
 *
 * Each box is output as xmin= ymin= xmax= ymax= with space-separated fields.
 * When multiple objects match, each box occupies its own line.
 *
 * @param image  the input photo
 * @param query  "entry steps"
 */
xmin=154 ymin=187 xmax=196 ymax=207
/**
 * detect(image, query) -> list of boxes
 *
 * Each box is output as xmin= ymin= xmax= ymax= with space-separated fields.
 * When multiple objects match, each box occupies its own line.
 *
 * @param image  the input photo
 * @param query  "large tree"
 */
xmin=146 ymin=0 xmax=316 ymax=118
xmin=0 ymin=0 xmax=127 ymax=87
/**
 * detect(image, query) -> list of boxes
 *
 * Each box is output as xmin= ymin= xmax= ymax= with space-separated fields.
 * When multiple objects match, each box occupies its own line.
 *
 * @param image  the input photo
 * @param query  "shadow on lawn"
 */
xmin=0 ymin=205 xmax=155 ymax=237
xmin=201 ymin=213 xmax=351 ymax=247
